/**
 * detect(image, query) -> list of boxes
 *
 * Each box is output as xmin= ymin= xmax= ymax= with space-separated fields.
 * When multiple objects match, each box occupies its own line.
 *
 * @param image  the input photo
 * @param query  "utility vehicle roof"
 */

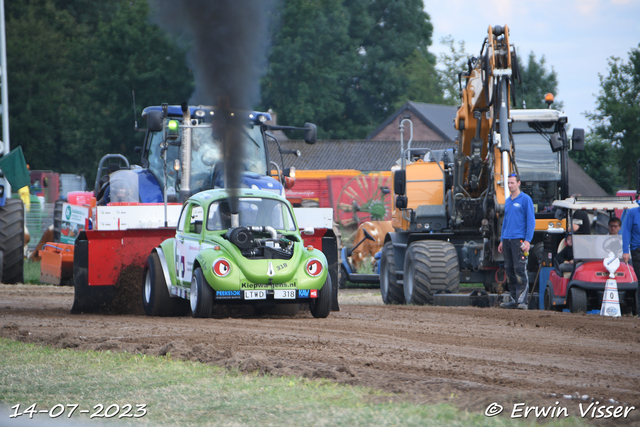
xmin=552 ymin=196 xmax=639 ymax=211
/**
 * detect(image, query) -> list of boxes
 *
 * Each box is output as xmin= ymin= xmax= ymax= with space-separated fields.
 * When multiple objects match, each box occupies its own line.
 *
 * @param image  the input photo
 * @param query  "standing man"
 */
xmin=622 ymin=201 xmax=640 ymax=276
xmin=498 ymin=173 xmax=536 ymax=309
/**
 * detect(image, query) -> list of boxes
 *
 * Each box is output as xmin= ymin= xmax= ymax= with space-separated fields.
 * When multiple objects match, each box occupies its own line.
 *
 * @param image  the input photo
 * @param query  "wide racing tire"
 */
xmin=142 ymin=252 xmax=188 ymax=316
xmin=190 ymin=267 xmax=214 ymax=318
xmin=0 ymin=198 xmax=25 ymax=284
xmin=404 ymin=241 xmax=459 ymax=305
xmin=380 ymin=241 xmax=404 ymax=304
xmin=569 ymin=286 xmax=587 ymax=313
xmin=310 ymin=273 xmax=331 ymax=318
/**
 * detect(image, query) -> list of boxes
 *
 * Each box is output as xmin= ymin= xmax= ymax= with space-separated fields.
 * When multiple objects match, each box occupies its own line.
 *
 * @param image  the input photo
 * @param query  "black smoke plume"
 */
xmin=149 ymin=0 xmax=272 ymax=213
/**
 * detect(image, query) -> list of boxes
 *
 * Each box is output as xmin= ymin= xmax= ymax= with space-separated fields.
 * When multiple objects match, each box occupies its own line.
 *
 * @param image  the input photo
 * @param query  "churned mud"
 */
xmin=1 ymin=284 xmax=639 ymax=424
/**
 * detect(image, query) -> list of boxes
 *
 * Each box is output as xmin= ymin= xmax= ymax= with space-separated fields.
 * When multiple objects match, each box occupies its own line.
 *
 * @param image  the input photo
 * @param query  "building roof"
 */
xmin=268 ymin=139 xmax=610 ymax=196
xmin=567 ymin=157 xmax=609 ymax=197
xmin=365 ymin=101 xmax=459 ymax=141
xmin=268 ymin=139 xmax=456 ymax=172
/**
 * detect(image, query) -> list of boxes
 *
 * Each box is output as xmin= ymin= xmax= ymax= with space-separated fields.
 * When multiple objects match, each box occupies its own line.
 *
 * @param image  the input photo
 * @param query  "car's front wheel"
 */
xmin=310 ymin=274 xmax=331 ymax=318
xmin=190 ymin=267 xmax=214 ymax=318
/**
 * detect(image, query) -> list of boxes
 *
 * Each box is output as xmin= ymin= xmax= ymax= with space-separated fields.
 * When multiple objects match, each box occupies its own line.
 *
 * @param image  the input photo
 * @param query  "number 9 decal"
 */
xmin=213 ymin=258 xmax=231 ymax=277
xmin=305 ymin=259 xmax=323 ymax=277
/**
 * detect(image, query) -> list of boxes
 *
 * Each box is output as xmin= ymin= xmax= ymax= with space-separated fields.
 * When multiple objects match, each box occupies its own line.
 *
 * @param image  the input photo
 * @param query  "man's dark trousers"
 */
xmin=502 ymin=239 xmax=529 ymax=304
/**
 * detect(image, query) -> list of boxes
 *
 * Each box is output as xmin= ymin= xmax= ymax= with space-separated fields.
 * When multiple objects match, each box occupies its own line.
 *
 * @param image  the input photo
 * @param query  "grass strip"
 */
xmin=0 ymin=338 xmax=583 ymax=427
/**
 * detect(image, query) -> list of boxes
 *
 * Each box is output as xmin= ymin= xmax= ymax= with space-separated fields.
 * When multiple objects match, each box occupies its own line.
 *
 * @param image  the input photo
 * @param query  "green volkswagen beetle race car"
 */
xmin=142 ymin=188 xmax=331 ymax=318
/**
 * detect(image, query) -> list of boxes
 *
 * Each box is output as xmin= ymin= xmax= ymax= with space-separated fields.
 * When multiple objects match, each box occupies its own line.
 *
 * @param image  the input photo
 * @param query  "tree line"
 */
xmin=4 ymin=0 xmax=634 ymax=193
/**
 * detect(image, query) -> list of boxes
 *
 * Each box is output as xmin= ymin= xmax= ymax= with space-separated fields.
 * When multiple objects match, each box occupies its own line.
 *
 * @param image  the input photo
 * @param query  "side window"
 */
xmin=176 ymin=204 xmax=188 ymax=232
xmin=188 ymin=205 xmax=204 ymax=235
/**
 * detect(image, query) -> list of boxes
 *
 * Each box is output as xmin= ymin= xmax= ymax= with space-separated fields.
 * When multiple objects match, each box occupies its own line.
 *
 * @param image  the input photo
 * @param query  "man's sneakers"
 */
xmin=499 ymin=301 xmax=529 ymax=310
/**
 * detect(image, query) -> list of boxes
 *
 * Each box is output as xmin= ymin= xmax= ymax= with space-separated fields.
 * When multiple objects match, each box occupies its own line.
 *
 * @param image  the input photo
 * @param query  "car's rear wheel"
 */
xmin=310 ymin=274 xmax=331 ymax=318
xmin=143 ymin=252 xmax=189 ymax=316
xmin=190 ymin=267 xmax=213 ymax=318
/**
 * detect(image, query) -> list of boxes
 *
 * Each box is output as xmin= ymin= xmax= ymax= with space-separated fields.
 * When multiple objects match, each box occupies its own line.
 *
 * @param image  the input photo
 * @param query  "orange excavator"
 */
xmin=380 ymin=25 xmax=584 ymax=305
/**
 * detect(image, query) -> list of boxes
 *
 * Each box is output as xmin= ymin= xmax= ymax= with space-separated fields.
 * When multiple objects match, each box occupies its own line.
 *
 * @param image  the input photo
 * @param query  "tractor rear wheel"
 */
xmin=380 ymin=242 xmax=404 ymax=304
xmin=403 ymin=241 xmax=459 ymax=305
xmin=310 ymin=274 xmax=332 ymax=318
xmin=0 ymin=198 xmax=25 ymax=284
xmin=569 ymin=286 xmax=587 ymax=313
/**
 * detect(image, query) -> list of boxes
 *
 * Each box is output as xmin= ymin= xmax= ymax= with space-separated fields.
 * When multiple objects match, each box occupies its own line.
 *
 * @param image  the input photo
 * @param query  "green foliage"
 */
xmin=261 ymin=0 xmax=355 ymax=139
xmin=569 ymin=133 xmax=623 ymax=195
xmin=515 ymin=51 xmax=562 ymax=110
xmin=586 ymin=45 xmax=640 ymax=190
xmin=394 ymin=49 xmax=444 ymax=109
xmin=261 ymin=0 xmax=437 ymax=139
xmin=435 ymin=37 xmax=561 ymax=110
xmin=5 ymin=0 xmax=193 ymax=183
xmin=436 ymin=36 xmax=468 ymax=106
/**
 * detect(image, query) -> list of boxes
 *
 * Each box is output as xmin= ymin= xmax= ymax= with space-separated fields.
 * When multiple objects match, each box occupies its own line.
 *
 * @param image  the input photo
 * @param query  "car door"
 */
xmin=174 ymin=202 xmax=204 ymax=286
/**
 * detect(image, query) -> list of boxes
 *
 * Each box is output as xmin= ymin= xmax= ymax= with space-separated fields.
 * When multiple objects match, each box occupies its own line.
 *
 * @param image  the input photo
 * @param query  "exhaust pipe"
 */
xmin=179 ymin=103 xmax=192 ymax=202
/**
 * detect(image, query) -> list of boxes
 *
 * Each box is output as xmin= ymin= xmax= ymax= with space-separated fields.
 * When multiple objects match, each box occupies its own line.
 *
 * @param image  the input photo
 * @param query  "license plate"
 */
xmin=274 ymin=289 xmax=296 ymax=299
xmin=244 ymin=290 xmax=266 ymax=300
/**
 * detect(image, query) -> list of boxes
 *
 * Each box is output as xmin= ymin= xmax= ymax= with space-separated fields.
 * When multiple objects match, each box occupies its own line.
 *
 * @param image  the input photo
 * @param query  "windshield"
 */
xmin=572 ymin=235 xmax=623 ymax=260
xmin=145 ymin=119 xmax=267 ymax=195
xmin=512 ymin=126 xmax=561 ymax=182
xmin=207 ymin=197 xmax=297 ymax=231
xmin=519 ymin=181 xmax=559 ymax=213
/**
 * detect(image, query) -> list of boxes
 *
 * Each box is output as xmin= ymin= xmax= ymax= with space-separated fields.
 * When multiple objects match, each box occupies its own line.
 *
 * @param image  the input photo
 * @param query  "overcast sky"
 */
xmin=425 ymin=0 xmax=640 ymax=132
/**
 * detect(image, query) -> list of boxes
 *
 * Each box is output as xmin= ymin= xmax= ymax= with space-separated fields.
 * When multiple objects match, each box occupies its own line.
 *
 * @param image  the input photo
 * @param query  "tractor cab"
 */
xmin=544 ymin=196 xmax=639 ymax=314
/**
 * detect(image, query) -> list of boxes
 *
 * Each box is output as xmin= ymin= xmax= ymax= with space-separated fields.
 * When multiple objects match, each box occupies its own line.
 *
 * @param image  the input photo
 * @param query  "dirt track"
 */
xmin=1 ymin=284 xmax=640 ymax=423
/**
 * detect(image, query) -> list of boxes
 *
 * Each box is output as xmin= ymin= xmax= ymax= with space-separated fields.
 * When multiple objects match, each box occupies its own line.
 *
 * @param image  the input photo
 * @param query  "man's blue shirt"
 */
xmin=622 ymin=205 xmax=640 ymax=254
xmin=502 ymin=191 xmax=535 ymax=242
